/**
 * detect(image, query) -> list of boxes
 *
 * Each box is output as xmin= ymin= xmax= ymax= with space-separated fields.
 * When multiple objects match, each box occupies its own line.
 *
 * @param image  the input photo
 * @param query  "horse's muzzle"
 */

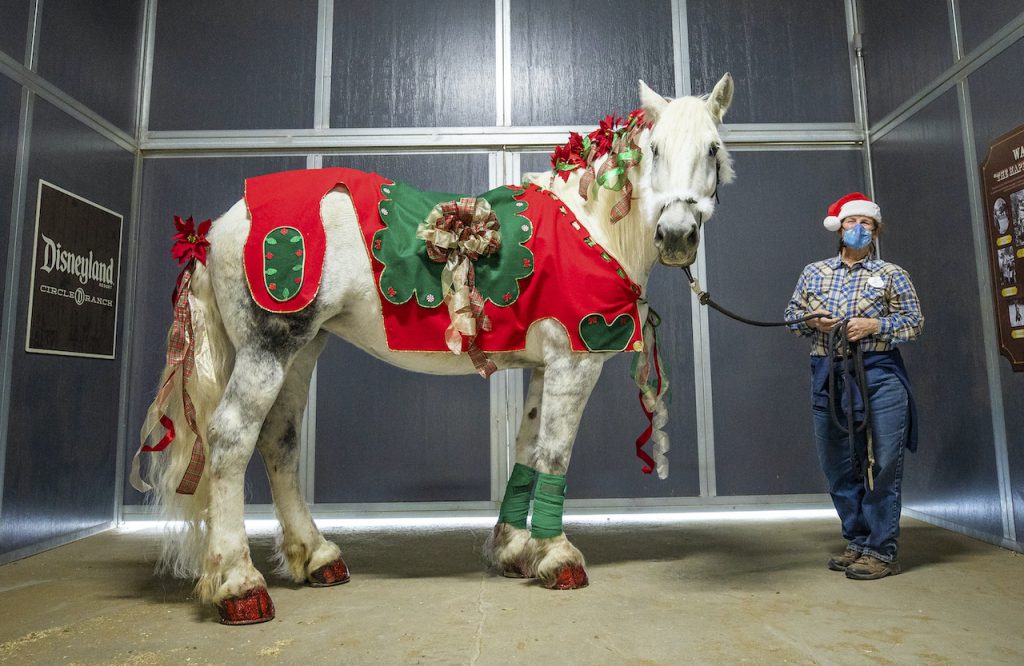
xmin=654 ymin=216 xmax=700 ymax=267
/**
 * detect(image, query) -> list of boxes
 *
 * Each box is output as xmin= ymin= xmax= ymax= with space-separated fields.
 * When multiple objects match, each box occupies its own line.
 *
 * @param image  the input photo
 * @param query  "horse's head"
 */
xmin=637 ymin=74 xmax=734 ymax=267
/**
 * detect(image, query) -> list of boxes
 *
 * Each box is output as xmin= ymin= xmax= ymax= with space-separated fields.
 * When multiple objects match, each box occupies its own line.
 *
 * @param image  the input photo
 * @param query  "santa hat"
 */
xmin=823 ymin=192 xmax=881 ymax=232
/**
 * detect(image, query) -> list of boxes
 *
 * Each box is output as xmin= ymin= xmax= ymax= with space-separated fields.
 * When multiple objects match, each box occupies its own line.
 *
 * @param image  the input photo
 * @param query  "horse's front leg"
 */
xmin=485 ymin=367 xmax=545 ymax=578
xmin=256 ymin=331 xmax=348 ymax=588
xmin=517 ymin=353 xmax=605 ymax=589
xmin=198 ymin=345 xmax=291 ymax=624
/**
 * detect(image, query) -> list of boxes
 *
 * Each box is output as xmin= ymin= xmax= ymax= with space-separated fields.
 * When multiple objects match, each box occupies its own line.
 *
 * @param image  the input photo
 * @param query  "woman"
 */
xmin=785 ymin=192 xmax=923 ymax=580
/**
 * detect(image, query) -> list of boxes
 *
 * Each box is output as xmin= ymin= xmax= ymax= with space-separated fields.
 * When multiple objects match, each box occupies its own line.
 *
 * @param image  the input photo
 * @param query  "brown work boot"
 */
xmin=845 ymin=554 xmax=901 ymax=580
xmin=827 ymin=548 xmax=861 ymax=571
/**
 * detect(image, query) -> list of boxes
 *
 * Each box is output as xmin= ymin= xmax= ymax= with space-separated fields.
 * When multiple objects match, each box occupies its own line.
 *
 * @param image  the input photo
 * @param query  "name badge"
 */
xmin=868 ymin=276 xmax=884 ymax=289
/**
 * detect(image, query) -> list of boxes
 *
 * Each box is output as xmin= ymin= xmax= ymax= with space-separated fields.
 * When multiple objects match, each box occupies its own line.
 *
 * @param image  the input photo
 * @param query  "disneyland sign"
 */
xmin=26 ymin=181 xmax=123 ymax=358
xmin=39 ymin=234 xmax=116 ymax=287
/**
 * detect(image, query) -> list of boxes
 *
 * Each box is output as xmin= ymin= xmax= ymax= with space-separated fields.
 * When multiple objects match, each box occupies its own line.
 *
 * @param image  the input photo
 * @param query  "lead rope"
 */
xmin=682 ymin=267 xmax=825 ymax=327
xmin=827 ymin=322 xmax=875 ymax=491
xmin=680 ymin=267 xmax=873 ymax=489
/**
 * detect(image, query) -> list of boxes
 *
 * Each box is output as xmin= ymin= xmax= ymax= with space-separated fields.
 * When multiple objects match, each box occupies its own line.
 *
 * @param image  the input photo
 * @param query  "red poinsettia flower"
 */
xmin=171 ymin=215 xmax=212 ymax=266
xmin=588 ymin=115 xmax=621 ymax=159
xmin=626 ymin=108 xmax=648 ymax=129
xmin=551 ymin=131 xmax=588 ymax=181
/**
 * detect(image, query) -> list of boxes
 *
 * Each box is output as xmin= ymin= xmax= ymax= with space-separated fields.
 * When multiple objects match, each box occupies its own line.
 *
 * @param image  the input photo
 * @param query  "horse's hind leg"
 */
xmin=255 ymin=331 xmax=348 ymax=587
xmin=199 ymin=340 xmax=310 ymax=623
xmin=485 ymin=368 xmax=545 ymax=577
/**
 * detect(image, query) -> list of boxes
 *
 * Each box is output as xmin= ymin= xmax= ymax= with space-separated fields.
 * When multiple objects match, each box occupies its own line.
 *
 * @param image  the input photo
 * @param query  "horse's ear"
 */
xmin=707 ymin=73 xmax=734 ymax=124
xmin=638 ymin=80 xmax=668 ymax=122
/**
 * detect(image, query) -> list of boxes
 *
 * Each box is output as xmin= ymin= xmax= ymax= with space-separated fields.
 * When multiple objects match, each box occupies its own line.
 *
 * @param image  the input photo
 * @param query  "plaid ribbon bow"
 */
xmin=417 ymin=198 xmax=502 ymax=377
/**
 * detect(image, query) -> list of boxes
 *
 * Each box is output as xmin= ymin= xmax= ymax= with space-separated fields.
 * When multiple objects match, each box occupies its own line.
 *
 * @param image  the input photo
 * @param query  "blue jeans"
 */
xmin=813 ymin=372 xmax=909 ymax=563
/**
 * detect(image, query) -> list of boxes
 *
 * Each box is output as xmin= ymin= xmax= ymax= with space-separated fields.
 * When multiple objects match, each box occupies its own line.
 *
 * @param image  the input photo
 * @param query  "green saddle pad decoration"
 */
xmin=579 ymin=313 xmax=637 ymax=352
xmin=263 ymin=226 xmax=305 ymax=302
xmin=373 ymin=181 xmax=534 ymax=308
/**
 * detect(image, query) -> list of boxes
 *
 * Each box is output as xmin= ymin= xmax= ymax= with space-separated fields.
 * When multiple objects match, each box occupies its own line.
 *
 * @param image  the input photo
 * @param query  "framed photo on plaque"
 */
xmin=25 ymin=180 xmax=123 ymax=359
xmin=980 ymin=124 xmax=1024 ymax=371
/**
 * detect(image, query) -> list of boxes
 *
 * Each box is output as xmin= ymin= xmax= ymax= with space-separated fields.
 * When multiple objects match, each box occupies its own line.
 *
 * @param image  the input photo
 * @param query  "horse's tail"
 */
xmin=136 ymin=259 xmax=234 ymax=583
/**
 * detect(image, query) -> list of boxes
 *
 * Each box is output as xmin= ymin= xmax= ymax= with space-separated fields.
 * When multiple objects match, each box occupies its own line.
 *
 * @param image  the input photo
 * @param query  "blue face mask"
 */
xmin=842 ymin=224 xmax=873 ymax=250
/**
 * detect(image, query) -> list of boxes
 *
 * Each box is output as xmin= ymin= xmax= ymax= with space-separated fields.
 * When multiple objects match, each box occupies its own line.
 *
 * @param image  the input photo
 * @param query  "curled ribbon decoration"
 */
xmin=582 ymin=138 xmax=643 ymax=224
xmin=130 ymin=260 xmax=207 ymax=495
xmin=131 ymin=217 xmax=213 ymax=496
xmin=416 ymin=198 xmax=502 ymax=377
xmin=630 ymin=308 xmax=670 ymax=479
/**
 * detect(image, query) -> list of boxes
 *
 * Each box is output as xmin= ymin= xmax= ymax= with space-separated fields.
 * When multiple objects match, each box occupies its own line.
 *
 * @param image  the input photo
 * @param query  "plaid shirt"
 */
xmin=785 ymin=254 xmax=923 ymax=356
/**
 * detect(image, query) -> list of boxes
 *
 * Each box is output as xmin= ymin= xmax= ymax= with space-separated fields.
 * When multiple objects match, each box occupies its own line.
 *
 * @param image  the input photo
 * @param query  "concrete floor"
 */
xmin=0 ymin=515 xmax=1022 ymax=665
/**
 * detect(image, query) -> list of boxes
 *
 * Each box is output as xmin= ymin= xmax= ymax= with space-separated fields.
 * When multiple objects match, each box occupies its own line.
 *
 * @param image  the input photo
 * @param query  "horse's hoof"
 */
xmin=502 ymin=561 xmax=532 ymax=579
xmin=546 ymin=565 xmax=589 ymax=590
xmin=309 ymin=558 xmax=351 ymax=587
xmin=216 ymin=586 xmax=275 ymax=625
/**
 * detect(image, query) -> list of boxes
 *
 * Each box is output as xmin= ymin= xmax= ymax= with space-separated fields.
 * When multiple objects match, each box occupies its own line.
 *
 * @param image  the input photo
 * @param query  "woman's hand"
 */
xmin=809 ymin=310 xmax=839 ymax=332
xmin=846 ymin=317 xmax=880 ymax=341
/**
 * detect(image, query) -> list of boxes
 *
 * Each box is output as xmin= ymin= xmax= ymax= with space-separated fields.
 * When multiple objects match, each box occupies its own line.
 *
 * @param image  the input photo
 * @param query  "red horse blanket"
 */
xmin=243 ymin=168 xmax=644 ymax=354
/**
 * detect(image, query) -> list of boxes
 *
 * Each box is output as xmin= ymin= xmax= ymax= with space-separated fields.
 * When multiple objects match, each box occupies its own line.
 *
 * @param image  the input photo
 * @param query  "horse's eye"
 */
xmin=709 ymin=144 xmax=719 ymax=157
xmin=650 ymin=144 xmax=659 ymax=158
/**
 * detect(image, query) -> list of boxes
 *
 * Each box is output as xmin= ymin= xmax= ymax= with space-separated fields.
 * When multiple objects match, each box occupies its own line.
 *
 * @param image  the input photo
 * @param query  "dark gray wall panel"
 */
xmin=519 ymin=152 xmax=699 ymax=498
xmin=148 ymin=0 xmax=317 ymax=130
xmin=959 ymin=2 xmax=1023 ymax=55
xmin=0 ymin=75 xmax=19 ymax=347
xmin=1 ymin=99 xmax=133 ymax=556
xmin=124 ymin=156 xmax=306 ymax=507
xmin=707 ymin=150 xmax=862 ymax=496
xmin=510 ymin=0 xmax=674 ymax=126
xmin=968 ymin=39 xmax=1024 ymax=161
xmin=316 ymin=154 xmax=491 ymax=502
xmin=873 ymin=89 xmax=1003 ymax=537
xmin=688 ymin=0 xmax=853 ymax=123
xmin=332 ymin=1 xmax=495 ymax=128
xmin=0 ymin=0 xmax=29 ymax=61
xmin=37 ymin=0 xmax=144 ymax=133
xmin=861 ymin=1 xmax=954 ymax=123
xmin=968 ymin=39 xmax=1024 ymax=544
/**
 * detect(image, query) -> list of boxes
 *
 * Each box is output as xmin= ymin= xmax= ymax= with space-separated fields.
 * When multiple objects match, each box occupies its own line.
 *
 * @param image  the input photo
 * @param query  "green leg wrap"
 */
xmin=531 ymin=473 xmax=567 ymax=539
xmin=497 ymin=463 xmax=536 ymax=529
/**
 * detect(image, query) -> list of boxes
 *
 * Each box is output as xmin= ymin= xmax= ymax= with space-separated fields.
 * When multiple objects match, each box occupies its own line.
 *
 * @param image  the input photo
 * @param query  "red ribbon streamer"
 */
xmin=634 ymin=320 xmax=664 ymax=475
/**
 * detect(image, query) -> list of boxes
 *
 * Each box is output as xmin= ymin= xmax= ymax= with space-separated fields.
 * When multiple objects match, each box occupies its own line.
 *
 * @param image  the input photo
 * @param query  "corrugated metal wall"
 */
xmin=861 ymin=0 xmax=1024 ymax=550
xmin=0 ymin=0 xmax=144 ymax=563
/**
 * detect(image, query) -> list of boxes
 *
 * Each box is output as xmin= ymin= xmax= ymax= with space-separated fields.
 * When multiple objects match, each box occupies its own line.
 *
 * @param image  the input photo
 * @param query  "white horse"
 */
xmin=136 ymin=74 xmax=734 ymax=624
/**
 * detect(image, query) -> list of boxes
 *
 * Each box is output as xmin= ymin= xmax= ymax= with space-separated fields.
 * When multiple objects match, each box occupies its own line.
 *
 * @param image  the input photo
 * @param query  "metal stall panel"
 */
xmin=0 ymin=0 xmax=29 ymax=61
xmin=519 ymin=152 xmax=700 ymax=498
xmin=1 ymin=99 xmax=133 ymax=556
xmin=707 ymin=149 xmax=863 ymax=496
xmin=958 ymin=1 xmax=1024 ymax=55
xmin=36 ymin=0 xmax=144 ymax=133
xmin=687 ymin=0 xmax=853 ymax=123
xmin=967 ymin=38 xmax=1024 ymax=542
xmin=147 ymin=0 xmax=318 ymax=130
xmin=331 ymin=0 xmax=495 ymax=128
xmin=860 ymin=1 xmax=954 ymax=124
xmin=0 ymin=74 xmax=18 ymax=340
xmin=124 ymin=156 xmax=308 ymax=507
xmin=314 ymin=153 xmax=492 ymax=503
xmin=509 ymin=0 xmax=675 ymax=125
xmin=873 ymin=89 xmax=1003 ymax=537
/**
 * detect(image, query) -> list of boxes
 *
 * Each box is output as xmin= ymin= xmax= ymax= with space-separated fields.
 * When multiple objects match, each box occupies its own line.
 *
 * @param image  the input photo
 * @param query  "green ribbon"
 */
xmin=497 ymin=463 xmax=536 ymax=529
xmin=531 ymin=473 xmax=567 ymax=539
xmin=596 ymin=149 xmax=642 ymax=191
